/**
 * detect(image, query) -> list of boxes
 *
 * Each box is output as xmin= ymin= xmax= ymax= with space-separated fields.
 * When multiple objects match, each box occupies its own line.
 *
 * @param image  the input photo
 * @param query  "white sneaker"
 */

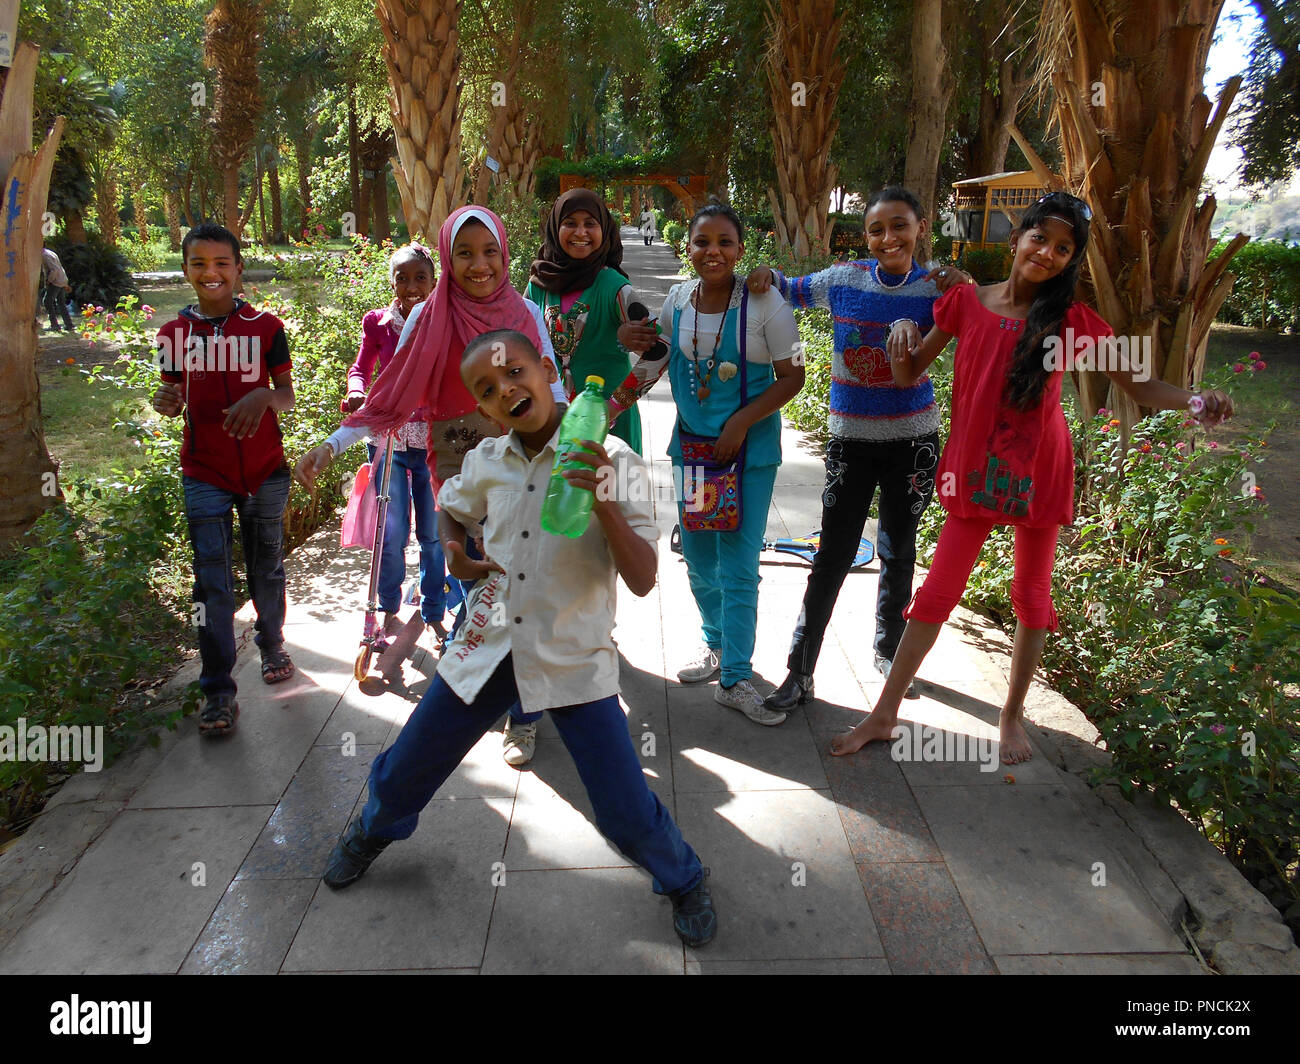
xmin=715 ymin=679 xmax=787 ymax=726
xmin=502 ymin=720 xmax=537 ymax=767
xmin=677 ymin=647 xmax=721 ymax=684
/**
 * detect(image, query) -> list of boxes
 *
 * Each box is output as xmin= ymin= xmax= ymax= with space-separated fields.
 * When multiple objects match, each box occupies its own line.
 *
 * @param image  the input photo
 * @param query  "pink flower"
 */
xmin=1249 ymin=350 xmax=1260 ymax=358
xmin=1253 ymin=360 xmax=1267 ymax=371
xmin=1233 ymin=363 xmax=1245 ymax=373
xmin=1100 ymin=424 xmax=1111 ymax=433
xmin=1210 ymin=724 xmax=1226 ymax=735
xmin=1097 ymin=408 xmax=1111 ymax=416
xmin=1208 ymin=441 xmax=1218 ymax=450
xmin=142 ymin=305 xmax=154 ymax=314
xmin=1175 ymin=441 xmax=1186 ymax=451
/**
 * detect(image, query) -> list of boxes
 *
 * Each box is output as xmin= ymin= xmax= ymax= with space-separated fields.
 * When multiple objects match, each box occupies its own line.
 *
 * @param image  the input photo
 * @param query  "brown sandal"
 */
xmin=261 ymin=645 xmax=295 ymax=684
xmin=199 ymin=695 xmax=239 ymax=736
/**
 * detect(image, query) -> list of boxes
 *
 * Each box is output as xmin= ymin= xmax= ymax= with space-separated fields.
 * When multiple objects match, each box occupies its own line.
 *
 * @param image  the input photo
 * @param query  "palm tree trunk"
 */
xmin=764 ymin=0 xmax=845 ymax=258
xmin=377 ymin=0 xmax=467 ymax=240
xmin=164 ymin=189 xmax=183 ymax=250
xmin=204 ymin=0 xmax=264 ymax=237
xmin=268 ymin=159 xmax=285 ymax=243
xmin=97 ymin=170 xmax=120 ymax=245
xmin=1033 ymin=0 xmax=1243 ymax=429
xmin=0 ymin=44 xmax=65 ymax=543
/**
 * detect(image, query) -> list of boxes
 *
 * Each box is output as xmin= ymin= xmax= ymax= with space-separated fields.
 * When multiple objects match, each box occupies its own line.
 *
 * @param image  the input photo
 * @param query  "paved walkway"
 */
xmin=0 ymin=230 xmax=1212 ymax=974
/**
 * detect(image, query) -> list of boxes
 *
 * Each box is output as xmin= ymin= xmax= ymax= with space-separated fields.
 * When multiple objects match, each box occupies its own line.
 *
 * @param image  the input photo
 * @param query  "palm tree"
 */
xmin=1026 ymin=0 xmax=1245 ymax=428
xmin=377 ymin=0 xmax=468 ymax=240
xmin=203 ymin=0 xmax=265 ymax=235
xmin=35 ymin=55 xmax=120 ymax=244
xmin=0 ymin=44 xmax=66 ymax=543
xmin=765 ymin=0 xmax=845 ymax=258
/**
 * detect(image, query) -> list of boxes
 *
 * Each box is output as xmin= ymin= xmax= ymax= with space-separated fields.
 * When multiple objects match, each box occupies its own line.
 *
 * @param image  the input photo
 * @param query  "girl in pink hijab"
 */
xmin=297 ymin=205 xmax=565 ymax=492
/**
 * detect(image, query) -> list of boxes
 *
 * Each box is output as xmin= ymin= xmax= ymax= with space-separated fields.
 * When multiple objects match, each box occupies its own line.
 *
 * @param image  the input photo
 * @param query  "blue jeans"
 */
xmin=368 ymin=444 xmax=450 ymax=625
xmin=787 ymin=433 xmax=939 ymax=673
xmin=361 ymin=655 xmax=703 ymax=895
xmin=674 ymin=462 xmax=779 ymax=686
xmin=182 ymin=468 xmax=292 ymax=699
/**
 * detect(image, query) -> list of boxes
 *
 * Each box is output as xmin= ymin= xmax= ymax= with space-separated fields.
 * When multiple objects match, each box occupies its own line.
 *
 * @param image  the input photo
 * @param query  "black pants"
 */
xmin=787 ymin=432 xmax=939 ymax=674
xmin=43 ymin=285 xmax=73 ymax=331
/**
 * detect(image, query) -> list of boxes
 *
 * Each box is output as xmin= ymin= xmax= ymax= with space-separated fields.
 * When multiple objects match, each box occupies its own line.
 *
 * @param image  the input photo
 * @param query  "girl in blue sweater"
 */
xmin=746 ymin=187 xmax=969 ymax=709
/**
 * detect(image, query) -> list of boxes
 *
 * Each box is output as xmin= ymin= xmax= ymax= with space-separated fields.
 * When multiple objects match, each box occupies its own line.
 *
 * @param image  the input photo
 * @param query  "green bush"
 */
xmin=951 ymin=363 xmax=1297 ymax=932
xmin=119 ymin=229 xmax=169 ymax=272
xmin=662 ymin=219 xmax=685 ymax=251
xmin=1214 ymin=239 xmax=1300 ymax=332
xmin=957 ymin=246 xmax=1012 ymax=282
xmin=50 ymin=232 xmax=139 ymax=310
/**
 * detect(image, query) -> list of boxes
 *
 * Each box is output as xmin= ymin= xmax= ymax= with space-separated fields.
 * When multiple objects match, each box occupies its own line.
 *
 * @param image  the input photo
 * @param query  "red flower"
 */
xmin=1233 ymin=363 xmax=1245 ymax=373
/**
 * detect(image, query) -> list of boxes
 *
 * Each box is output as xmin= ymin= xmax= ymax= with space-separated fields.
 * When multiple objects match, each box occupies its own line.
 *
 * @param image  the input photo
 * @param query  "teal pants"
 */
xmin=673 ymin=462 xmax=778 ymax=686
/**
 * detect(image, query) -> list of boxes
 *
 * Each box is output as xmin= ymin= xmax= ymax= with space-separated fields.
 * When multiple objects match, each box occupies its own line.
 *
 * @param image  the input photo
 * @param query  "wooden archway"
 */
xmin=560 ymin=172 xmax=708 ymax=217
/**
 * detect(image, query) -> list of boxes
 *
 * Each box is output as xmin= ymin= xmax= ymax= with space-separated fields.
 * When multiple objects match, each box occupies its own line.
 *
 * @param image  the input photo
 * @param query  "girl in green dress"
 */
xmin=526 ymin=188 xmax=654 ymax=454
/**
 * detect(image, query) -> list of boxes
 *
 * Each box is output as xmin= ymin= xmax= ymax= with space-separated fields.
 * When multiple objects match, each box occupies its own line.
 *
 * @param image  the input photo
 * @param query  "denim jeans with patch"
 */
xmin=183 ymin=468 xmax=291 ymax=699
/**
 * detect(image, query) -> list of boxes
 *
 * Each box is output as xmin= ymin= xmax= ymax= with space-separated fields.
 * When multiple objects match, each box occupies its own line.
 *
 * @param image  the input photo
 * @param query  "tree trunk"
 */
xmin=0 ymin=44 xmax=66 ymax=543
xmin=1033 ymin=0 xmax=1244 ymax=430
xmin=377 ymin=0 xmax=467 ymax=240
xmin=347 ymin=83 xmax=362 ymax=236
xmin=764 ymin=0 xmax=845 ymax=258
xmin=372 ymin=168 xmax=391 ymax=242
xmin=291 ymin=127 xmax=313 ymax=235
xmin=360 ymin=120 xmax=394 ymax=240
xmin=204 ymin=0 xmax=264 ymax=237
xmin=903 ymin=0 xmax=950 ymax=261
xmin=64 ymin=209 xmax=88 ymax=244
xmin=96 ymin=170 xmax=120 ymax=245
xmin=268 ymin=159 xmax=285 ymax=243
xmin=164 ymin=189 xmax=183 ymax=250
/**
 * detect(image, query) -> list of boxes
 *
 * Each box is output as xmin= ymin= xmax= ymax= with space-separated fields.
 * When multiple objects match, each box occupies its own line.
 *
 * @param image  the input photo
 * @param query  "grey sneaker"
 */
xmin=875 ymin=652 xmax=919 ymax=699
xmin=677 ymin=647 xmax=721 ymax=684
xmin=716 ymin=679 xmax=787 ymax=726
xmin=502 ymin=720 xmax=538 ymax=767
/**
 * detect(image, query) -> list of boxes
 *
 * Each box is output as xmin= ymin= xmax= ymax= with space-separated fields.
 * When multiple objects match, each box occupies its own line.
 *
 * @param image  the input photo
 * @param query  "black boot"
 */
xmin=764 ymin=670 xmax=814 ymax=711
xmin=323 ymin=818 xmax=393 ymax=889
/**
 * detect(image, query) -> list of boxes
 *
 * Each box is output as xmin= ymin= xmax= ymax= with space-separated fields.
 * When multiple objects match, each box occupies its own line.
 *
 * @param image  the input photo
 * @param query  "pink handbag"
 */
xmin=340 ymin=457 xmax=378 ymax=549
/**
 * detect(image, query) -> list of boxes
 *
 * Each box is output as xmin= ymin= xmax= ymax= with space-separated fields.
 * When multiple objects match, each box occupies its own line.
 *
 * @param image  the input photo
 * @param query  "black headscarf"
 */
xmin=528 ymin=187 xmax=628 ymax=295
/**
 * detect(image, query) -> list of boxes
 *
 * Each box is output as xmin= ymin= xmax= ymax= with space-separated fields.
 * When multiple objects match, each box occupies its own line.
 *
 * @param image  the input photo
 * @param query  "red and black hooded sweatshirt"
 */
xmin=157 ymin=299 xmax=293 ymax=496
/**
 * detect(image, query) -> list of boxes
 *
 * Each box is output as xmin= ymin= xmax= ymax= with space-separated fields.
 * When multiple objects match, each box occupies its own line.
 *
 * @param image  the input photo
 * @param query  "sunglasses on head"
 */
xmin=1036 ymin=191 xmax=1093 ymax=221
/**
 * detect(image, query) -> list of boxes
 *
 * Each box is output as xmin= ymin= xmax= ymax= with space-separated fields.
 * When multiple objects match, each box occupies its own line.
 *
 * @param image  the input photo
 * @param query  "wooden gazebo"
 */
xmin=950 ymin=170 xmax=1054 ymax=257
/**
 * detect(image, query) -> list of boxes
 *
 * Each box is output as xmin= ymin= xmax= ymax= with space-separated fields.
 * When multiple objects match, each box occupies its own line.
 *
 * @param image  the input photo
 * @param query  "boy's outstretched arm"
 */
xmin=563 ymin=441 xmax=657 ymax=597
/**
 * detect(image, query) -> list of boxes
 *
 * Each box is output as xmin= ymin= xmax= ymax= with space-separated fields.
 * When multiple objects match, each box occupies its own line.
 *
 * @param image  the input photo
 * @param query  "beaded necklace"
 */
xmin=873 ymin=262 xmax=912 ymax=290
xmin=689 ymin=279 xmax=733 ymax=401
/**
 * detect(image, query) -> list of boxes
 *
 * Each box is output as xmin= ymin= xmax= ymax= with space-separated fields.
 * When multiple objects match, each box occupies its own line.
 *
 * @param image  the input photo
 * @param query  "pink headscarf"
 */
xmin=344 ymin=206 xmax=542 ymax=434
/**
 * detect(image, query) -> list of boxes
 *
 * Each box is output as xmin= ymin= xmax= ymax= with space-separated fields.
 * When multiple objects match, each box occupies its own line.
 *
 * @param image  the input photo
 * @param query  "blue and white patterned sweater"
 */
xmin=776 ymin=260 xmax=941 ymax=442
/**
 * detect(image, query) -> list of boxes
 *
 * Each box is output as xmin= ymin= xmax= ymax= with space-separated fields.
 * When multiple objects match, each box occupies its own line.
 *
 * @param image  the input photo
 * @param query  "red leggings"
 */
xmin=905 ymin=515 xmax=1061 ymax=630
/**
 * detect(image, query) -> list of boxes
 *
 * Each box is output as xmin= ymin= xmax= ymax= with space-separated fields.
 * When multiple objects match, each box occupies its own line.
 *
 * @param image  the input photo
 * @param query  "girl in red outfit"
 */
xmin=830 ymin=192 xmax=1234 ymax=763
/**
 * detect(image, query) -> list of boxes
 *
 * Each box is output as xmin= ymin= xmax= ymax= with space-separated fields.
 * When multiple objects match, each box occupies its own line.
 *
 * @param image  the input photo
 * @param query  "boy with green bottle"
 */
xmin=322 ymin=329 xmax=716 ymax=948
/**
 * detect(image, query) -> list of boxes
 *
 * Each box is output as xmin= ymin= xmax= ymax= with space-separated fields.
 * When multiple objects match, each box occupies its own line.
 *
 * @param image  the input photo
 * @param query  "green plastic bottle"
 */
xmin=541 ymin=375 xmax=610 ymax=538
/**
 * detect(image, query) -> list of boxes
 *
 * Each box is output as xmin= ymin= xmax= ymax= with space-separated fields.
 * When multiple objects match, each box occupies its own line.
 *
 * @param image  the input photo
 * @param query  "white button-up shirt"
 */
xmin=436 ymin=428 xmax=658 ymax=712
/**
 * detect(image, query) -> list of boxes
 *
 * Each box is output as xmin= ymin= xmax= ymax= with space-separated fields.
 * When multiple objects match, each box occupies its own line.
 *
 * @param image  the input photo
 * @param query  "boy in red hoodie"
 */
xmin=152 ymin=223 xmax=297 ymax=736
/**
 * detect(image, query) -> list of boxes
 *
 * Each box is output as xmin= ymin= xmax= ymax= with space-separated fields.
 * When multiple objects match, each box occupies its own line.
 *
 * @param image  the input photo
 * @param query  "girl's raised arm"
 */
xmin=891 ymin=325 xmax=952 ymax=388
xmin=1103 ymin=361 xmax=1235 ymax=426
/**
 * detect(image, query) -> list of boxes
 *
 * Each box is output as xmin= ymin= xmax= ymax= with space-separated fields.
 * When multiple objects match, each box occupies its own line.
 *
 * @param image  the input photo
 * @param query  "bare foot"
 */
xmin=999 ymin=714 xmax=1033 ymax=764
xmin=830 ymin=713 xmax=899 ymax=757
